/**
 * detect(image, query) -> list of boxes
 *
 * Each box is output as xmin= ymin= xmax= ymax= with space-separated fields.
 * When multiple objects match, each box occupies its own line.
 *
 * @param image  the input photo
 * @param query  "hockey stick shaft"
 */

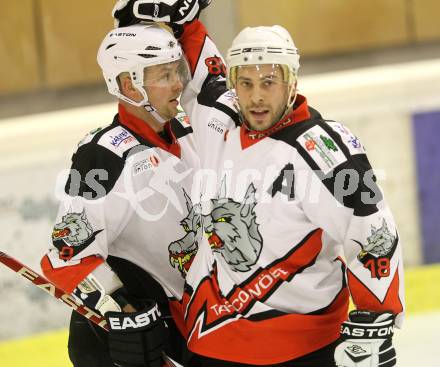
xmin=0 ymin=250 xmax=108 ymax=330
xmin=0 ymin=251 xmax=182 ymax=367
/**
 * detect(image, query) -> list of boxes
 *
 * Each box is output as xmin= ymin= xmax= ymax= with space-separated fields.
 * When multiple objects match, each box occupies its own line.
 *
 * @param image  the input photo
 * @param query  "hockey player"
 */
xmin=114 ymin=1 xmax=405 ymax=366
xmin=40 ymin=22 xmax=202 ymax=367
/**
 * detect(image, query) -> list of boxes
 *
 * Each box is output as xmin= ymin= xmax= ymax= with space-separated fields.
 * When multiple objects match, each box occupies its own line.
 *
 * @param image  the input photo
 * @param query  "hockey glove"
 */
xmin=112 ymin=0 xmax=140 ymax=27
xmin=105 ymin=299 xmax=168 ymax=367
xmin=334 ymin=311 xmax=396 ymax=367
xmin=113 ymin=0 xmax=211 ymax=28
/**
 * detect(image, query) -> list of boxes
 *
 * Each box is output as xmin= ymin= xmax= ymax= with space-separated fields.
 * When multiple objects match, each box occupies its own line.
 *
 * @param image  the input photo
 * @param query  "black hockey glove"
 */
xmin=113 ymin=0 xmax=211 ymax=28
xmin=105 ymin=299 xmax=168 ymax=367
xmin=112 ymin=0 xmax=141 ymax=27
xmin=334 ymin=310 xmax=396 ymax=367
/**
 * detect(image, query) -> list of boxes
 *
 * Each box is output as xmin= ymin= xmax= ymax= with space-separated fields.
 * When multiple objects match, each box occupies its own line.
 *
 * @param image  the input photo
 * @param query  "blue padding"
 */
xmin=413 ymin=110 xmax=440 ymax=263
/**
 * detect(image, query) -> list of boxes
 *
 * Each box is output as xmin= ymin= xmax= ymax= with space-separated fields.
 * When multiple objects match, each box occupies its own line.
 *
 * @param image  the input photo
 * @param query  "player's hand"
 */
xmin=113 ymin=0 xmax=139 ymax=27
xmin=105 ymin=299 xmax=168 ymax=367
xmin=113 ymin=0 xmax=212 ymax=28
xmin=334 ymin=311 xmax=396 ymax=367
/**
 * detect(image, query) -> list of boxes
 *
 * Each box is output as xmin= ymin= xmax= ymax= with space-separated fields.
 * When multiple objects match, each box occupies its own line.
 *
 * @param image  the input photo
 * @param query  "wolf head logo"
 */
xmin=361 ymin=219 xmax=396 ymax=258
xmin=168 ymin=190 xmax=202 ymax=277
xmin=356 ymin=218 xmax=397 ymax=266
xmin=204 ymin=180 xmax=263 ymax=272
xmin=354 ymin=219 xmax=398 ymax=279
xmin=52 ymin=210 xmax=93 ymax=246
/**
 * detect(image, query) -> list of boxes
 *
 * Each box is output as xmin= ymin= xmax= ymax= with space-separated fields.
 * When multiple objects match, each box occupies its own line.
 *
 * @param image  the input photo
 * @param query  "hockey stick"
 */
xmin=0 ymin=251 xmax=108 ymax=329
xmin=0 ymin=251 xmax=182 ymax=367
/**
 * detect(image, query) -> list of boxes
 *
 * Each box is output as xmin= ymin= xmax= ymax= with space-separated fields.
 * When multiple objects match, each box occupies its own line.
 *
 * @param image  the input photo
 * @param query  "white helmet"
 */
xmin=226 ymin=25 xmax=300 ymax=89
xmin=226 ymin=25 xmax=300 ymax=122
xmin=97 ymin=24 xmax=188 ymax=116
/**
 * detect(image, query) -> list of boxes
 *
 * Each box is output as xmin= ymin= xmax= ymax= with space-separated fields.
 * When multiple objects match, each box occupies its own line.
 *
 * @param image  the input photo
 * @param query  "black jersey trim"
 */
xmin=65 ymin=143 xmax=125 ymax=200
xmin=67 ymin=119 xmax=126 ymax=199
xmin=246 ymin=309 xmax=287 ymax=321
xmin=196 ymin=69 xmax=240 ymax=127
xmin=65 ymin=116 xmax=157 ymax=200
xmin=197 ymin=74 xmax=228 ymax=107
xmin=183 ymin=229 xmax=322 ymax=331
xmin=214 ymin=101 xmax=241 ymax=127
xmin=318 ymin=118 xmax=383 ymax=217
xmin=270 ymin=106 xmax=322 ymax=144
xmin=225 ymin=228 xmax=321 ymax=298
xmin=270 ymin=108 xmax=381 ymax=217
xmin=170 ymin=118 xmax=194 ymax=139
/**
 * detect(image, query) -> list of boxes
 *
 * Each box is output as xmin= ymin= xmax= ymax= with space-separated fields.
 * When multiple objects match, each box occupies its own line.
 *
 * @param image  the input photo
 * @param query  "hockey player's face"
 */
xmin=235 ymin=64 xmax=289 ymax=131
xmin=143 ymin=61 xmax=186 ymax=120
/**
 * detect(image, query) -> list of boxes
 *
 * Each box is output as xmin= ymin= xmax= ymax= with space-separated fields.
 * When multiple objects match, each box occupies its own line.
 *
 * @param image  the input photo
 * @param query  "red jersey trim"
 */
xmin=240 ymin=94 xmax=311 ymax=149
xmin=187 ymin=287 xmax=348 ymax=364
xmin=180 ymin=20 xmax=209 ymax=75
xmin=183 ymin=228 xmax=349 ymax=364
xmin=118 ymin=104 xmax=181 ymax=158
xmin=169 ymin=299 xmax=187 ymax=337
xmin=41 ymin=255 xmax=104 ymax=294
xmin=347 ymin=267 xmax=404 ymax=315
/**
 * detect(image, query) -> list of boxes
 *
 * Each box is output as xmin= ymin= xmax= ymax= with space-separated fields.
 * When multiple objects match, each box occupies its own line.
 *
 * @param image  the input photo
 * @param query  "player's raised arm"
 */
xmin=112 ymin=0 xmax=227 ymax=110
xmin=112 ymin=0 xmax=234 ymax=155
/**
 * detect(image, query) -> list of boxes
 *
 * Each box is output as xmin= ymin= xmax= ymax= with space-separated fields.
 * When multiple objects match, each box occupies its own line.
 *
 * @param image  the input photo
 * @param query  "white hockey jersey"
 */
xmin=41 ymin=104 xmax=201 ymax=328
xmin=177 ymin=20 xmax=405 ymax=365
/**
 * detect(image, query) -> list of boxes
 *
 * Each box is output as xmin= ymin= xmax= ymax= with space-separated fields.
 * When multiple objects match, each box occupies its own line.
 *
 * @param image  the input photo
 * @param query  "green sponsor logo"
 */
xmin=320 ymin=135 xmax=338 ymax=152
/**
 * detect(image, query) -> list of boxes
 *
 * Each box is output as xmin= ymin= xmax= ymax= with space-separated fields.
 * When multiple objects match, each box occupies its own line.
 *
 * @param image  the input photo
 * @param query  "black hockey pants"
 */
xmin=187 ymin=340 xmax=338 ymax=367
xmin=67 ymin=256 xmax=186 ymax=367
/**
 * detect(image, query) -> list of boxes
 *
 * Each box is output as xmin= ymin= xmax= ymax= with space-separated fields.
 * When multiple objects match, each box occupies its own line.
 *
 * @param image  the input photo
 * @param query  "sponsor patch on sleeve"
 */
xmin=327 ymin=121 xmax=366 ymax=156
xmin=98 ymin=126 xmax=139 ymax=157
xmin=176 ymin=109 xmax=191 ymax=127
xmin=298 ymin=125 xmax=347 ymax=174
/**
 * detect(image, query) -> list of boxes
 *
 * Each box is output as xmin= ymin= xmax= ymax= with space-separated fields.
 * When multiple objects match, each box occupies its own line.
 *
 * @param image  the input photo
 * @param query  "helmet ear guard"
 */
xmin=103 ymin=68 xmax=149 ymax=108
